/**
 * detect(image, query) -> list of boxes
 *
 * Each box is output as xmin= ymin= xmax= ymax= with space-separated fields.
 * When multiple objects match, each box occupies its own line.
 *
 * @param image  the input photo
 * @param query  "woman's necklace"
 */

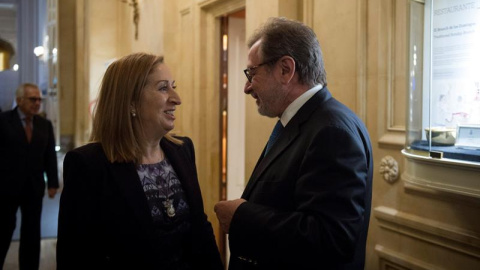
xmin=149 ymin=148 xmax=175 ymax=217
xmin=163 ymin=195 xmax=176 ymax=218
xmin=160 ymin=159 xmax=176 ymax=218
xmin=140 ymin=147 xmax=176 ymax=218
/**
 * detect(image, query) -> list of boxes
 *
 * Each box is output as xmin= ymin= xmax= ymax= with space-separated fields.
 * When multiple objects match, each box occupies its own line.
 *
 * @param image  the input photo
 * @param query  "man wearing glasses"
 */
xmin=215 ymin=17 xmax=373 ymax=269
xmin=0 ymin=83 xmax=59 ymax=270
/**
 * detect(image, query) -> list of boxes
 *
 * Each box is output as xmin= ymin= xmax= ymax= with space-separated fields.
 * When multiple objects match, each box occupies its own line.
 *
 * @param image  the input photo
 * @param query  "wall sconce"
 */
xmin=34 ymin=46 xmax=45 ymax=57
xmin=52 ymin=47 xmax=58 ymax=63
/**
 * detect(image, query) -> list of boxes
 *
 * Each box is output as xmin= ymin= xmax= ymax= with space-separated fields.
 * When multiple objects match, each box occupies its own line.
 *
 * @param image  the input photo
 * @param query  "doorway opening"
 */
xmin=218 ymin=8 xmax=246 ymax=265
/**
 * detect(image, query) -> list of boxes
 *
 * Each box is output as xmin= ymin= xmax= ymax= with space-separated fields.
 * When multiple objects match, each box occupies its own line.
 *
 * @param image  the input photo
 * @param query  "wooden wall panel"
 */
xmin=368 ymin=1 xmax=480 ymax=269
xmin=58 ymin=0 xmax=76 ymax=143
xmin=243 ymin=0 xmax=281 ymax=179
xmin=392 ymin=0 xmax=408 ymax=130
xmin=378 ymin=0 xmax=408 ymax=148
xmin=176 ymin=7 xmax=195 ymax=139
xmin=312 ymin=0 xmax=362 ymax=115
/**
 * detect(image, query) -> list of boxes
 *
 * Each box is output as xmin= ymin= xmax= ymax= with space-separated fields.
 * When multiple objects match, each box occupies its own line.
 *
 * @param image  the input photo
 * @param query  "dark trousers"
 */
xmin=0 ymin=184 xmax=43 ymax=270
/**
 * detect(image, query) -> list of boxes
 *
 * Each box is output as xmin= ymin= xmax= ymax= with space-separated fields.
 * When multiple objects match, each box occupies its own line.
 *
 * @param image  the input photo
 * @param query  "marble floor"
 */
xmin=4 ymin=239 xmax=57 ymax=270
xmin=3 ymin=151 xmax=64 ymax=270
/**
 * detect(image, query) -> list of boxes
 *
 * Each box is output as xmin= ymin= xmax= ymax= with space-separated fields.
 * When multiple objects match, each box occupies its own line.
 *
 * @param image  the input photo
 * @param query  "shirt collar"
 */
xmin=280 ymin=84 xmax=323 ymax=126
xmin=17 ymin=107 xmax=27 ymax=120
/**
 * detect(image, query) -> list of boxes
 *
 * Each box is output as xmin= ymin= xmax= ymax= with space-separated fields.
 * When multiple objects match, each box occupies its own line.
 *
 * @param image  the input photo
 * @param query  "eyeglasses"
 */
xmin=243 ymin=59 xmax=278 ymax=83
xmin=24 ymin=97 xmax=43 ymax=103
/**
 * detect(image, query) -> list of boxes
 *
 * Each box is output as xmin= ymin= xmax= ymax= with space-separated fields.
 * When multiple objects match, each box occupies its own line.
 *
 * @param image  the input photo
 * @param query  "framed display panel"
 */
xmin=405 ymin=0 xmax=480 ymax=164
xmin=455 ymin=125 xmax=480 ymax=149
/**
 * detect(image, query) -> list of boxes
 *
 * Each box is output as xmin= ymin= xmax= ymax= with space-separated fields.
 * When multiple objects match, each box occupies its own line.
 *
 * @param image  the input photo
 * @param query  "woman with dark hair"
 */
xmin=57 ymin=52 xmax=223 ymax=270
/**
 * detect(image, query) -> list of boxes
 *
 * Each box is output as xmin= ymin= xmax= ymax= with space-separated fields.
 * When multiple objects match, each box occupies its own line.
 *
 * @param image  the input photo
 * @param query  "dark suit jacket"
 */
xmin=0 ymin=107 xmax=59 ymax=199
xmin=229 ymin=88 xmax=373 ymax=270
xmin=57 ymin=137 xmax=223 ymax=270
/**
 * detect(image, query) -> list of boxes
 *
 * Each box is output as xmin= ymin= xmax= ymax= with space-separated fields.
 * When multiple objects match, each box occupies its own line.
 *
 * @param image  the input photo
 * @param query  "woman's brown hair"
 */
xmin=90 ymin=52 xmax=182 ymax=163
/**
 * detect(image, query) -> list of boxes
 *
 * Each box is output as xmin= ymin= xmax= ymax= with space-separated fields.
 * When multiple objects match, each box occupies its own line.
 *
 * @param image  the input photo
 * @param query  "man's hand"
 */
xmin=48 ymin=188 xmax=57 ymax=198
xmin=214 ymin=199 xmax=246 ymax=233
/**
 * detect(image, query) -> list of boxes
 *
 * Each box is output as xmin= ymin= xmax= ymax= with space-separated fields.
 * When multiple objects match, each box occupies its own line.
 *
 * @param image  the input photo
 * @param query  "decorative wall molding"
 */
xmin=179 ymin=6 xmax=191 ymax=16
xmin=375 ymin=244 xmax=443 ymax=270
xmin=198 ymin=0 xmax=244 ymax=17
xmin=378 ymin=0 xmax=407 ymax=149
xmin=403 ymin=181 xmax=480 ymax=205
xmin=302 ymin=0 xmax=314 ymax=26
xmin=386 ymin=0 xmax=407 ymax=133
xmin=379 ymin=155 xmax=399 ymax=183
xmin=379 ymin=131 xmax=405 ymax=148
xmin=74 ymin=0 xmax=90 ymax=147
xmin=374 ymin=206 xmax=480 ymax=259
xmin=197 ymin=0 xmax=222 ymax=9
xmin=356 ymin=0 xmax=368 ymax=124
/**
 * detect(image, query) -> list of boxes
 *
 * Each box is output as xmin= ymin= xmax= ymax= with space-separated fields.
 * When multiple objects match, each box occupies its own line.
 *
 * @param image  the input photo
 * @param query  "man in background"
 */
xmin=0 ymin=83 xmax=59 ymax=270
xmin=215 ymin=17 xmax=373 ymax=269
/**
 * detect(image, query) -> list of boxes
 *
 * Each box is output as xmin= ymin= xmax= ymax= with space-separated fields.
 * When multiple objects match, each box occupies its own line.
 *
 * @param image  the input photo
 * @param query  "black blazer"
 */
xmin=0 ymin=107 xmax=59 ymax=198
xmin=57 ymin=137 xmax=223 ymax=270
xmin=229 ymin=88 xmax=373 ymax=270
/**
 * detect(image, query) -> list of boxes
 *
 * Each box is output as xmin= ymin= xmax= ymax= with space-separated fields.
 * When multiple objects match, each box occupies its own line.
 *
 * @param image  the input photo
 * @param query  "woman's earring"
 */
xmin=131 ymin=110 xmax=136 ymax=117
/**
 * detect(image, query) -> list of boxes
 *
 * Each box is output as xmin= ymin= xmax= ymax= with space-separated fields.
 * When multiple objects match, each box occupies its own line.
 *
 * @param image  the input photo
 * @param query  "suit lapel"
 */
xmin=161 ymin=139 xmax=193 ymax=187
xmin=106 ymin=138 xmax=201 ymax=237
xmin=242 ymin=88 xmax=332 ymax=199
xmin=161 ymin=138 xmax=203 ymax=217
xmin=10 ymin=108 xmax=29 ymax=143
xmin=109 ymin=160 xmax=155 ymax=236
xmin=242 ymin=123 xmax=300 ymax=199
xmin=30 ymin=115 xmax=43 ymax=144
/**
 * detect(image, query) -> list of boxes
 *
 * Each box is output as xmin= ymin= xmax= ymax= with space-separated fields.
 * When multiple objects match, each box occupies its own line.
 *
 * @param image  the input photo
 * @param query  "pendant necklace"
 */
xmin=163 ymin=197 xmax=176 ymax=218
xmin=161 ymin=165 xmax=176 ymax=218
xmin=157 ymin=150 xmax=176 ymax=218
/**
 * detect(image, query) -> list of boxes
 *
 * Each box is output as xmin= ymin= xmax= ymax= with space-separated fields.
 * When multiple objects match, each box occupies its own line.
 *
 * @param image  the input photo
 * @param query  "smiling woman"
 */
xmin=137 ymin=64 xmax=181 ymax=147
xmin=56 ymin=52 xmax=224 ymax=270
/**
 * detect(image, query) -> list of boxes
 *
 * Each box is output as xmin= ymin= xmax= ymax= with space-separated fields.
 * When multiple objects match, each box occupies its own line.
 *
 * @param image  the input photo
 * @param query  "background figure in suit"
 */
xmin=57 ymin=53 xmax=223 ymax=270
xmin=215 ymin=17 xmax=373 ymax=270
xmin=0 ymin=83 xmax=59 ymax=270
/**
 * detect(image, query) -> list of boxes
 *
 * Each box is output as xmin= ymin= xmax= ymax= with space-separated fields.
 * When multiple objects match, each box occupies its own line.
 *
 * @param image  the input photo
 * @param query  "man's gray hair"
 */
xmin=248 ymin=17 xmax=327 ymax=87
xmin=16 ymin=83 xmax=40 ymax=98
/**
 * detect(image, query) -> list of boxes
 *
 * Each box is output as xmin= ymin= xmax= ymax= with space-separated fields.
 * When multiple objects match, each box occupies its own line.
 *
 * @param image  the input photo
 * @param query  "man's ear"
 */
xmin=279 ymin=56 xmax=296 ymax=84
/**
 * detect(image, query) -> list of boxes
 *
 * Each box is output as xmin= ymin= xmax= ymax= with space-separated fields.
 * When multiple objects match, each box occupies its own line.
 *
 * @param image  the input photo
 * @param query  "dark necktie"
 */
xmin=25 ymin=117 xmax=32 ymax=143
xmin=265 ymin=120 xmax=284 ymax=155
